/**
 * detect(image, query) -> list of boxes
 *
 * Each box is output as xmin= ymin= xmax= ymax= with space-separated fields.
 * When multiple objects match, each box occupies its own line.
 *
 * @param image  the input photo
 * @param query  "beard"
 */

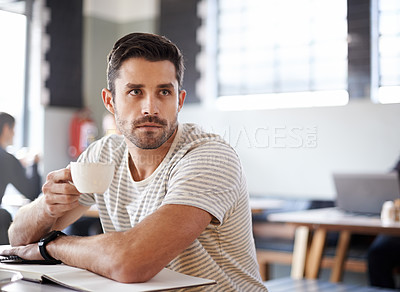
xmin=114 ymin=109 xmax=178 ymax=150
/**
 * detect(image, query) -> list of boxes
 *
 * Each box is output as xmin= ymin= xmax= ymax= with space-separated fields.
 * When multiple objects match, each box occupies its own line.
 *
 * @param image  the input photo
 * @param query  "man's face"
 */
xmin=3 ymin=124 xmax=15 ymax=147
xmin=108 ymin=58 xmax=185 ymax=150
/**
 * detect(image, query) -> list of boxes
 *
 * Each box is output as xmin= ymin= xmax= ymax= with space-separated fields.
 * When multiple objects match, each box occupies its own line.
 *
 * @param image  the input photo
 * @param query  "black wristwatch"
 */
xmin=38 ymin=230 xmax=66 ymax=261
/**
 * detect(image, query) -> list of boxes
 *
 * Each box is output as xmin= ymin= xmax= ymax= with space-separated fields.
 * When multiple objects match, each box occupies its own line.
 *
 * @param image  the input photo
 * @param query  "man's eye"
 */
xmin=160 ymin=90 xmax=170 ymax=96
xmin=130 ymin=89 xmax=141 ymax=95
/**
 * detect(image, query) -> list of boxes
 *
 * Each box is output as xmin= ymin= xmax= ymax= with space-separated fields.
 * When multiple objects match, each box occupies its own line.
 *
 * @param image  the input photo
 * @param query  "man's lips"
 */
xmin=136 ymin=123 xmax=163 ymax=129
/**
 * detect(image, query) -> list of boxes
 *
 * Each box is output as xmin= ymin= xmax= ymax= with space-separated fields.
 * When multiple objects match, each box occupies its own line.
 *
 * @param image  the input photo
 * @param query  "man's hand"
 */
xmin=0 ymin=244 xmax=43 ymax=261
xmin=8 ymin=167 xmax=89 ymax=246
xmin=41 ymin=168 xmax=82 ymax=218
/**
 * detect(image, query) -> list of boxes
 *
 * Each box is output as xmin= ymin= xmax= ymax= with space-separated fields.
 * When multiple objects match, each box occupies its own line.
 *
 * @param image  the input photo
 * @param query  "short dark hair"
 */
xmin=106 ymin=32 xmax=185 ymax=96
xmin=0 ymin=112 xmax=15 ymax=136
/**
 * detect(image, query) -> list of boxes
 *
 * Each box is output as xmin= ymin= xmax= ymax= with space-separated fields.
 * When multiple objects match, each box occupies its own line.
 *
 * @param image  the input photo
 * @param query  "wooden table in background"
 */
xmin=268 ymin=208 xmax=400 ymax=282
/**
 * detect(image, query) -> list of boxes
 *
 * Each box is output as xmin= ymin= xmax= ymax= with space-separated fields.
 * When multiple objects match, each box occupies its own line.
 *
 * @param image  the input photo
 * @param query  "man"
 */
xmin=0 ymin=112 xmax=41 ymax=244
xmin=0 ymin=112 xmax=41 ymax=201
xmin=3 ymin=33 xmax=267 ymax=291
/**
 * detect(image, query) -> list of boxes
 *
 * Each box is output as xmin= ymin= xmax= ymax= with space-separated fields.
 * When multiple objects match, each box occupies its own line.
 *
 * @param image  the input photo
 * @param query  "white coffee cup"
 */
xmin=381 ymin=200 xmax=395 ymax=224
xmin=70 ymin=162 xmax=114 ymax=193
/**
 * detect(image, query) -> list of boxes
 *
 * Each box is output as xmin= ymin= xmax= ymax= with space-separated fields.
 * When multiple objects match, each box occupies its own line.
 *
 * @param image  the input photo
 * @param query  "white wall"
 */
xmin=43 ymin=108 xmax=77 ymax=175
xmin=83 ymin=0 xmax=159 ymax=23
xmin=179 ymin=100 xmax=400 ymax=199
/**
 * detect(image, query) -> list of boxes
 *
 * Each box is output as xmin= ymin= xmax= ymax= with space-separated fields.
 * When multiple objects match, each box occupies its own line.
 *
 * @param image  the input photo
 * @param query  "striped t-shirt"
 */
xmin=78 ymin=123 xmax=267 ymax=291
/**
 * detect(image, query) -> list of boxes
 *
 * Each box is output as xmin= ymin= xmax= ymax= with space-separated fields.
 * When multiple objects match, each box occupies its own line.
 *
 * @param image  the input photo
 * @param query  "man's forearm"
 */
xmin=47 ymin=232 xmax=159 ymax=283
xmin=8 ymin=197 xmax=56 ymax=246
xmin=45 ymin=205 xmax=211 ymax=283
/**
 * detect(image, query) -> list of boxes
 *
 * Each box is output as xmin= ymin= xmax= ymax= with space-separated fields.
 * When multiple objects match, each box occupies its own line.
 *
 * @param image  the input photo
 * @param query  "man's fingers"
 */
xmin=43 ymin=192 xmax=80 ymax=205
xmin=45 ymin=182 xmax=80 ymax=196
xmin=0 ymin=245 xmax=43 ymax=260
xmin=41 ymin=167 xmax=82 ymax=218
xmin=0 ymin=248 xmax=16 ymax=256
xmin=42 ymin=167 xmax=80 ymax=195
xmin=46 ymin=168 xmax=73 ymax=184
xmin=42 ymin=179 xmax=81 ymax=198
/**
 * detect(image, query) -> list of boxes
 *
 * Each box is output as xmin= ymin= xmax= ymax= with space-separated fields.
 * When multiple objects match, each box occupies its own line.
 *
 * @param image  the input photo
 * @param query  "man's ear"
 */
xmin=178 ymin=90 xmax=186 ymax=112
xmin=102 ymin=88 xmax=115 ymax=114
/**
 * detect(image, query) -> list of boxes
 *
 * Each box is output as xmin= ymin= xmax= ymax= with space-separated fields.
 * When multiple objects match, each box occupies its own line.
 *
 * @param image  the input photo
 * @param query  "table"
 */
xmin=268 ymin=207 xmax=400 ymax=282
xmin=249 ymin=197 xmax=286 ymax=213
xmin=0 ymin=198 xmax=277 ymax=292
xmin=264 ymin=277 xmax=398 ymax=292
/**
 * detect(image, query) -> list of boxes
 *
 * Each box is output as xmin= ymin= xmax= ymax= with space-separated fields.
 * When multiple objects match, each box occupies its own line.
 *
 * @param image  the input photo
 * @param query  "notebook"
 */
xmin=333 ymin=172 xmax=400 ymax=215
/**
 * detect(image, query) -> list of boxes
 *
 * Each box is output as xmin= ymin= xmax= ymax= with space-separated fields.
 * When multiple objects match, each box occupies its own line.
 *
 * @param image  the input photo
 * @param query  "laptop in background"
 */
xmin=333 ymin=172 xmax=400 ymax=215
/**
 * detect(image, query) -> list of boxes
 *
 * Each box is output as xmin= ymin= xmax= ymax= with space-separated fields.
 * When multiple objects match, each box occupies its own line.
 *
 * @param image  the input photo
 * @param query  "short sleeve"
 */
xmin=161 ymin=141 xmax=243 ymax=226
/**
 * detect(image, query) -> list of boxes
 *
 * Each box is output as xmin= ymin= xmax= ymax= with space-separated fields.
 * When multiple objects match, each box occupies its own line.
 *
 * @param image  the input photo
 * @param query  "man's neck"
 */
xmin=126 ymin=130 xmax=178 ymax=181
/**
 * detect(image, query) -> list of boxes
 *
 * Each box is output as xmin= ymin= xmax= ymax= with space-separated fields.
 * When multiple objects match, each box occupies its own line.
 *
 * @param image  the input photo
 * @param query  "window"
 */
xmin=376 ymin=0 xmax=400 ymax=104
xmin=216 ymin=0 xmax=349 ymax=110
xmin=0 ymin=10 xmax=27 ymax=148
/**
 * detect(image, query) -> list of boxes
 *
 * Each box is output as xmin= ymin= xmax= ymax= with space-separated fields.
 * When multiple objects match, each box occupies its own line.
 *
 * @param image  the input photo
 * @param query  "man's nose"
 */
xmin=141 ymin=94 xmax=159 ymax=115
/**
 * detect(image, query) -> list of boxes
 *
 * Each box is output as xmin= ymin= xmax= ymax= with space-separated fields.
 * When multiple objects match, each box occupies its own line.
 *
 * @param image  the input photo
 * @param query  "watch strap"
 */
xmin=38 ymin=230 xmax=65 ymax=261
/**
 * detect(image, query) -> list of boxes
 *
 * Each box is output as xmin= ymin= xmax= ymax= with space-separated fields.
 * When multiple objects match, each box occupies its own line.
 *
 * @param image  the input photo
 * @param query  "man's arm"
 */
xmin=8 ymin=168 xmax=88 ymax=246
xmin=48 ymin=204 xmax=212 ymax=283
xmin=7 ymin=166 xmax=213 ymax=283
xmin=5 ymin=203 xmax=211 ymax=283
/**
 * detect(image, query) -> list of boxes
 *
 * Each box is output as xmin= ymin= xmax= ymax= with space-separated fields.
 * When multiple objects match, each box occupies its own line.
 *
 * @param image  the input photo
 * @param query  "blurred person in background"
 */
xmin=367 ymin=157 xmax=400 ymax=289
xmin=0 ymin=112 xmax=42 ymax=244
